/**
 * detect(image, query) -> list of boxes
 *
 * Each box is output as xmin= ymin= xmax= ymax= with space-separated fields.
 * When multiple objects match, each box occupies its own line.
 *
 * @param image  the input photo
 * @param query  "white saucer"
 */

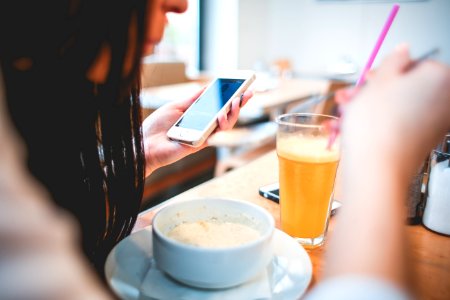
xmin=105 ymin=226 xmax=312 ymax=300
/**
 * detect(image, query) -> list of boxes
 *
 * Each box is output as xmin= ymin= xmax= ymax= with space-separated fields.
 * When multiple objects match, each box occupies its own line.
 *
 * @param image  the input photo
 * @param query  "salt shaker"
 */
xmin=422 ymin=133 xmax=450 ymax=235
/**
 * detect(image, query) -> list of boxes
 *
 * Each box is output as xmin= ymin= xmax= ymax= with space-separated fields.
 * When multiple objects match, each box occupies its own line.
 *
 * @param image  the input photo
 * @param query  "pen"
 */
xmin=404 ymin=48 xmax=440 ymax=71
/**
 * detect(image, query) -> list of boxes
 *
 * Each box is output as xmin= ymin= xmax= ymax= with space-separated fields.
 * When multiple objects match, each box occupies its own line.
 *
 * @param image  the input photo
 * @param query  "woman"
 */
xmin=2 ymin=45 xmax=449 ymax=300
xmin=3 ymin=2 xmax=449 ymax=300
xmin=0 ymin=0 xmax=252 ymax=279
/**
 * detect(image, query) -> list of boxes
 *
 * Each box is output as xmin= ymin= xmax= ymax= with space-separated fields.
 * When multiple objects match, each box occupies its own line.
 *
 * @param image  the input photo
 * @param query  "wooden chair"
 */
xmin=141 ymin=61 xmax=191 ymax=88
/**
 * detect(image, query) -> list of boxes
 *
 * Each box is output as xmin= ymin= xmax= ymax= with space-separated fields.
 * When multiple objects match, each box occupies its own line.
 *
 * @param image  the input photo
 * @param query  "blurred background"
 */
xmin=149 ymin=0 xmax=450 ymax=78
xmin=140 ymin=0 xmax=450 ymax=210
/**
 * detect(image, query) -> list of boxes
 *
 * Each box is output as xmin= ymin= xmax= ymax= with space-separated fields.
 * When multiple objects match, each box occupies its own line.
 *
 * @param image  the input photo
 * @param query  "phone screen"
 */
xmin=175 ymin=79 xmax=245 ymax=130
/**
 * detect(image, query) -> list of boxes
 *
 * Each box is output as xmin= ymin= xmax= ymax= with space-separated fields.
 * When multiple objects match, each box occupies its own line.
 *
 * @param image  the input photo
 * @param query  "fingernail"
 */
xmin=394 ymin=43 xmax=409 ymax=53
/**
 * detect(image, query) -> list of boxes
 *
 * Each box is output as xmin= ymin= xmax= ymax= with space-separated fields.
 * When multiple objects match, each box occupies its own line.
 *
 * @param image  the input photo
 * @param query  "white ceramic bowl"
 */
xmin=152 ymin=197 xmax=275 ymax=289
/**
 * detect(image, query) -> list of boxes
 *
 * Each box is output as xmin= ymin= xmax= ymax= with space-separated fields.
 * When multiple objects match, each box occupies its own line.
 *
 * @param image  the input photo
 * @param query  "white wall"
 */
xmin=237 ymin=0 xmax=450 ymax=76
xmin=202 ymin=0 xmax=239 ymax=73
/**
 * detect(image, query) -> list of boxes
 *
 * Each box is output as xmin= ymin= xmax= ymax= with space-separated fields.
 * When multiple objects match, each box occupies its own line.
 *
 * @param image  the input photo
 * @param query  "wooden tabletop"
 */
xmin=134 ymin=150 xmax=450 ymax=300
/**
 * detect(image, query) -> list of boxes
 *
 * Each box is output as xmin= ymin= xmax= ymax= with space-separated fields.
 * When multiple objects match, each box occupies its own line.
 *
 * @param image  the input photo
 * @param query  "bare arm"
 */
xmin=324 ymin=47 xmax=450 ymax=289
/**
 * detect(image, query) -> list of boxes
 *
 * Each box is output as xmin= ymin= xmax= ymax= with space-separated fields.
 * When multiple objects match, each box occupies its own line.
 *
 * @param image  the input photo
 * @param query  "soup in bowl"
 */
xmin=152 ymin=197 xmax=275 ymax=289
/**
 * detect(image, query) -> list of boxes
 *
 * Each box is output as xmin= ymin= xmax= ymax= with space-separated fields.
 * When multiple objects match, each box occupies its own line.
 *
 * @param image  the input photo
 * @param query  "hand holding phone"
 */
xmin=167 ymin=71 xmax=256 ymax=147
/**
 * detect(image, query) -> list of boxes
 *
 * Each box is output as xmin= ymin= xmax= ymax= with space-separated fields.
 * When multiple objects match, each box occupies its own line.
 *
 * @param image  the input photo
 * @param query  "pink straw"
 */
xmin=356 ymin=4 xmax=400 ymax=86
xmin=327 ymin=3 xmax=400 ymax=150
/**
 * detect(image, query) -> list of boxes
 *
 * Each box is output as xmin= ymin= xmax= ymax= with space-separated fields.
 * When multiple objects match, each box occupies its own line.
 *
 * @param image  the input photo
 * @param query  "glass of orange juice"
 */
xmin=275 ymin=113 xmax=340 ymax=249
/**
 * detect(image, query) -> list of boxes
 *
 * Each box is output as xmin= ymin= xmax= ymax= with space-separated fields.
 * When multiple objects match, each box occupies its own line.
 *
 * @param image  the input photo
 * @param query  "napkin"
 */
xmin=138 ymin=258 xmax=271 ymax=300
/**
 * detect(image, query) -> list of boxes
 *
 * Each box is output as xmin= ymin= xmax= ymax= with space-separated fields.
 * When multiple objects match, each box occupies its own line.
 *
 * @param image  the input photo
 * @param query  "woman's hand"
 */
xmin=142 ymin=88 xmax=253 ymax=177
xmin=322 ymin=46 xmax=450 ymax=292
xmin=341 ymin=46 xmax=450 ymax=177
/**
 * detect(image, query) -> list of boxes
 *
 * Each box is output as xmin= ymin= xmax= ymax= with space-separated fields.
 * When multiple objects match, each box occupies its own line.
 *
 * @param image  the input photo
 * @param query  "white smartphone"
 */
xmin=167 ymin=70 xmax=256 ymax=147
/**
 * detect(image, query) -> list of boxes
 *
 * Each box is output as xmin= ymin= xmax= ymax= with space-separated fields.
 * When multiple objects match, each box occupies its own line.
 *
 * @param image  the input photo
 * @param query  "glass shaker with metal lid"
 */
xmin=422 ymin=133 xmax=450 ymax=235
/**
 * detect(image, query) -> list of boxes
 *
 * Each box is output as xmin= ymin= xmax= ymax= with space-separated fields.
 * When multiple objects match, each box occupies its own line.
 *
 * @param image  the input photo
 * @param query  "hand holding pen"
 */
xmin=334 ymin=45 xmax=449 ymax=179
xmin=325 ymin=47 xmax=441 ymax=150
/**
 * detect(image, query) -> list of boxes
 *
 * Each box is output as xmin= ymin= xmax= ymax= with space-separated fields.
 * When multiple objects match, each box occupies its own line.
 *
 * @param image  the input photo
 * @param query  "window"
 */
xmin=147 ymin=0 xmax=200 ymax=78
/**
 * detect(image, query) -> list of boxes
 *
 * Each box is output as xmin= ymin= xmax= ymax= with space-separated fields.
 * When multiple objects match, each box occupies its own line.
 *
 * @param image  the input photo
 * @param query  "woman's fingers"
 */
xmin=376 ymin=44 xmax=412 ymax=78
xmin=216 ymin=99 xmax=236 ymax=131
xmin=217 ymin=90 xmax=254 ymax=131
xmin=335 ymin=88 xmax=357 ymax=105
xmin=239 ymin=90 xmax=253 ymax=108
xmin=227 ymin=95 xmax=241 ymax=128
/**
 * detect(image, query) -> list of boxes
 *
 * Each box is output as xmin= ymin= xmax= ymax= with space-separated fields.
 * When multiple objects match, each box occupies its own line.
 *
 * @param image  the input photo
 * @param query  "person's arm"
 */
xmin=313 ymin=47 xmax=450 ymax=297
xmin=142 ymin=88 xmax=253 ymax=177
xmin=0 ymin=73 xmax=113 ymax=300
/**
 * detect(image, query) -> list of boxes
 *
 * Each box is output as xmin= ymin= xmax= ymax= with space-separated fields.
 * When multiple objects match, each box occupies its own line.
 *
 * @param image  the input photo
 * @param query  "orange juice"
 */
xmin=277 ymin=135 xmax=339 ymax=243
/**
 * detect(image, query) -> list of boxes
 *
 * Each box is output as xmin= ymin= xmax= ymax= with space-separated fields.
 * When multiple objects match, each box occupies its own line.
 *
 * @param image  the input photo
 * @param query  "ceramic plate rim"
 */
xmin=105 ymin=225 xmax=312 ymax=300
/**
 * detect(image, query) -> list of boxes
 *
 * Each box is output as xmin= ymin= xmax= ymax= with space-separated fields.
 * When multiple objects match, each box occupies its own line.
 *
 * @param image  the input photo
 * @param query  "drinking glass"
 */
xmin=275 ymin=113 xmax=340 ymax=249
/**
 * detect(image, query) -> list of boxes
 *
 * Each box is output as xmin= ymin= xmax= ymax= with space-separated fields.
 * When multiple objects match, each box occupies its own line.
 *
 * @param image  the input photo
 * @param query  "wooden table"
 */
xmin=134 ymin=150 xmax=450 ymax=299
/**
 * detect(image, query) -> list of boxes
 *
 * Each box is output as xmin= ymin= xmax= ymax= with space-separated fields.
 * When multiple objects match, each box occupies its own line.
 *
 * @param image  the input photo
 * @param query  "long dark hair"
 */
xmin=0 ymin=0 xmax=147 ymax=278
